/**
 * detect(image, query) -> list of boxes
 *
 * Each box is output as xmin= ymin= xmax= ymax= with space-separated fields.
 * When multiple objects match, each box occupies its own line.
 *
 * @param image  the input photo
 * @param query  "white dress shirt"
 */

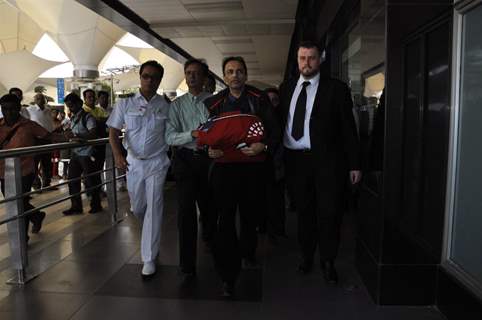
xmin=26 ymin=104 xmax=54 ymax=132
xmin=107 ymin=92 xmax=170 ymax=175
xmin=283 ymin=72 xmax=320 ymax=150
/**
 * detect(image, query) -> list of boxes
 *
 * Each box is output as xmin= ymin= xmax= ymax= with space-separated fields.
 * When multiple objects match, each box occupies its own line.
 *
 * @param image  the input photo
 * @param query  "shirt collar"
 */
xmin=228 ymin=88 xmax=246 ymax=102
xmin=297 ymin=72 xmax=320 ymax=88
xmin=187 ymin=91 xmax=211 ymax=102
xmin=135 ymin=91 xmax=160 ymax=104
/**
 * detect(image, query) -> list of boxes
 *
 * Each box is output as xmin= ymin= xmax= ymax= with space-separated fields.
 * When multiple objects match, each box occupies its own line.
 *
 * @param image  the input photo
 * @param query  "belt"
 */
xmin=177 ymin=147 xmax=205 ymax=157
xmin=131 ymin=154 xmax=157 ymax=161
xmin=286 ymin=148 xmax=312 ymax=154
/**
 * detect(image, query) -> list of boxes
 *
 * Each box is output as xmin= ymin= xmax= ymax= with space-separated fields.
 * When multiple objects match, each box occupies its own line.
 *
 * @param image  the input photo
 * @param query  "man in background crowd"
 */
xmin=97 ymin=90 xmax=112 ymax=115
xmin=83 ymin=89 xmax=109 ymax=197
xmin=27 ymin=93 xmax=55 ymax=190
xmin=0 ymin=94 xmax=65 ymax=240
xmin=62 ymin=92 xmax=102 ymax=215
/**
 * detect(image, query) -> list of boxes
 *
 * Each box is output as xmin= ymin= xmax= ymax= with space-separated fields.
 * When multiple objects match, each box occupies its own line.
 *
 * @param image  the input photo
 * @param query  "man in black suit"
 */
xmin=279 ymin=41 xmax=361 ymax=284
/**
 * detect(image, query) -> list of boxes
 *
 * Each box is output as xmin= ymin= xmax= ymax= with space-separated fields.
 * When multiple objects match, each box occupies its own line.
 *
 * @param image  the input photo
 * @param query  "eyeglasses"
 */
xmin=141 ymin=74 xmax=161 ymax=81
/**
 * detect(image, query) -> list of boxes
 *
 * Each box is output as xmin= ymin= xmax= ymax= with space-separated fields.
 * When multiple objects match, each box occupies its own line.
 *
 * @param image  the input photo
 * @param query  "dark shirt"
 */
xmin=203 ymin=85 xmax=281 ymax=155
xmin=0 ymin=117 xmax=50 ymax=177
xmin=220 ymin=93 xmax=251 ymax=114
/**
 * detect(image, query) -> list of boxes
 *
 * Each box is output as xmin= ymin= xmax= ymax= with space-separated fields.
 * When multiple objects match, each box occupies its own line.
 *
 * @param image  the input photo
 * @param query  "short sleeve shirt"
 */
xmin=0 ymin=117 xmax=50 ymax=178
xmin=71 ymin=110 xmax=96 ymax=156
xmin=26 ymin=105 xmax=55 ymax=132
xmin=107 ymin=92 xmax=170 ymax=159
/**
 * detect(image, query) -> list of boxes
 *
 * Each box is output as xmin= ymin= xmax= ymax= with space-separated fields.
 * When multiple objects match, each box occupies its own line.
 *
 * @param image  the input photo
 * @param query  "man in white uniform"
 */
xmin=107 ymin=60 xmax=170 ymax=279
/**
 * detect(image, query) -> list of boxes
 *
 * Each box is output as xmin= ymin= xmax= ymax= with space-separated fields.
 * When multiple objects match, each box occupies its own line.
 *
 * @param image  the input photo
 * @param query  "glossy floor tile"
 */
xmin=0 ymin=182 xmax=447 ymax=320
xmin=96 ymin=264 xmax=263 ymax=301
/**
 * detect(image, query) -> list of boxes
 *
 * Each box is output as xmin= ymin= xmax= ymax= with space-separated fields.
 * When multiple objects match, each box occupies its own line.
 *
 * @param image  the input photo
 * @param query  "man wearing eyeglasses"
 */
xmin=107 ymin=60 xmax=170 ymax=279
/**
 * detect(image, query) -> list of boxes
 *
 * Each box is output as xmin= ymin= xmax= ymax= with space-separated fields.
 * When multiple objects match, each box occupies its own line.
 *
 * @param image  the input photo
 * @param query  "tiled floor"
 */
xmin=0 ymin=183 xmax=445 ymax=319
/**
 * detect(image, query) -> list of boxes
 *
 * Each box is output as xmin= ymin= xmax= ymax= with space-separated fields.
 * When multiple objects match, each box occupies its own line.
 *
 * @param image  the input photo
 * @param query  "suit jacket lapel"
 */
xmin=283 ymin=79 xmax=297 ymax=119
xmin=311 ymin=76 xmax=333 ymax=116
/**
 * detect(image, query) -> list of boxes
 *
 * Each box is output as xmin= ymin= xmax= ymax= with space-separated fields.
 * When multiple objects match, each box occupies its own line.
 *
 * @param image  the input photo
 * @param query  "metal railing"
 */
xmin=0 ymin=138 xmax=125 ymax=285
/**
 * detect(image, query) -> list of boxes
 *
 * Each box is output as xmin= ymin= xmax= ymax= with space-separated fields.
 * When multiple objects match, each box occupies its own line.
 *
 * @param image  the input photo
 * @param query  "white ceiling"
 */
xmin=119 ymin=0 xmax=298 ymax=87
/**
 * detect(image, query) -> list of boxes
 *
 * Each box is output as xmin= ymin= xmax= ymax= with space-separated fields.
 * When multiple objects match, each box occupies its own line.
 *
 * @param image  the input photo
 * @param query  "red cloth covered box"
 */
xmin=197 ymin=111 xmax=266 ymax=163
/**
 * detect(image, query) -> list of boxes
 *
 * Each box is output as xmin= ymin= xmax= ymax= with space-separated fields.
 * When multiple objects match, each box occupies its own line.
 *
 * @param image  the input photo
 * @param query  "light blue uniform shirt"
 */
xmin=165 ymin=92 xmax=211 ymax=150
xmin=71 ymin=110 xmax=96 ymax=157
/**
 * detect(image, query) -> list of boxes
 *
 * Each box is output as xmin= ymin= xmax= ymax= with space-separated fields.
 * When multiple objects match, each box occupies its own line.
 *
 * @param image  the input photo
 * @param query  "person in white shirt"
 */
xmin=279 ymin=41 xmax=361 ymax=283
xmin=27 ymin=93 xmax=55 ymax=189
xmin=28 ymin=94 xmax=55 ymax=132
xmin=107 ymin=60 xmax=170 ymax=279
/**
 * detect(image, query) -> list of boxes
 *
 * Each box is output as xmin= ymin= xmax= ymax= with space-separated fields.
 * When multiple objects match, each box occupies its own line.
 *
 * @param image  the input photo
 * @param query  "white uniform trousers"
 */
xmin=126 ymin=155 xmax=169 ymax=262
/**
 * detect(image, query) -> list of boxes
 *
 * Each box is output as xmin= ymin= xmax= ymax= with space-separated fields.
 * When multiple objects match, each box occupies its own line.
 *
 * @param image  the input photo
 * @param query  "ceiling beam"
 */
xmin=150 ymin=18 xmax=295 ymax=29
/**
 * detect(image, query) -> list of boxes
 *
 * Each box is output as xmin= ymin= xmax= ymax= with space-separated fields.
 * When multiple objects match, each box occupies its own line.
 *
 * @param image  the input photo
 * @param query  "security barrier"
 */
xmin=0 ymin=138 xmax=124 ymax=284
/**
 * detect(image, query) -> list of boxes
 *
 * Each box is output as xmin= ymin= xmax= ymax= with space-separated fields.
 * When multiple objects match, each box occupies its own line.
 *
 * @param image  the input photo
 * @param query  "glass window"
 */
xmin=451 ymin=3 xmax=482 ymax=287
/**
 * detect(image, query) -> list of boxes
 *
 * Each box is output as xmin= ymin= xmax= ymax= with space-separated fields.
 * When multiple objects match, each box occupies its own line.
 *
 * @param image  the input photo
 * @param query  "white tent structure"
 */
xmin=118 ymin=46 xmax=185 ymax=92
xmin=16 ymin=0 xmax=125 ymax=78
xmin=1 ymin=0 xmax=188 ymax=96
xmin=0 ymin=1 xmax=43 ymax=54
xmin=0 ymin=50 xmax=59 ymax=91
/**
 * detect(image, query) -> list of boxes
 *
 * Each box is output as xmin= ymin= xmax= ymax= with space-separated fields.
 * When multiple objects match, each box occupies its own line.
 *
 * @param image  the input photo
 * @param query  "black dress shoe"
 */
xmin=62 ymin=208 xmax=83 ymax=215
xmin=222 ymin=281 xmax=234 ymax=298
xmin=31 ymin=211 xmax=46 ymax=234
xmin=297 ymin=260 xmax=313 ymax=274
xmin=88 ymin=206 xmax=103 ymax=214
xmin=180 ymin=271 xmax=196 ymax=286
xmin=243 ymin=257 xmax=260 ymax=269
xmin=321 ymin=260 xmax=338 ymax=284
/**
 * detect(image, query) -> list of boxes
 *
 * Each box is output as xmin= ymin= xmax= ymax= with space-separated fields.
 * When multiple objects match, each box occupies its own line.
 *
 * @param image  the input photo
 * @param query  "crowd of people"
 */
xmin=0 ymin=87 xmax=113 ymax=239
xmin=0 ymin=40 xmax=362 ymax=299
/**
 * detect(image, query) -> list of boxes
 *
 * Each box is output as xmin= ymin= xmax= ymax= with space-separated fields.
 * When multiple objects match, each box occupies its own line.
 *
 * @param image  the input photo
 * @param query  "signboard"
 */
xmin=56 ymin=78 xmax=65 ymax=104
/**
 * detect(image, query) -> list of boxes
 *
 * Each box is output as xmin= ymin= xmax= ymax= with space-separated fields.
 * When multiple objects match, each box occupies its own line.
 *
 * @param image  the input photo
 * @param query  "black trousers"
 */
xmin=33 ymin=152 xmax=52 ymax=187
xmin=265 ymin=161 xmax=286 ymax=236
xmin=285 ymin=149 xmax=345 ymax=263
xmin=172 ymin=148 xmax=213 ymax=273
xmin=68 ymin=155 xmax=101 ymax=210
xmin=1 ymin=173 xmax=41 ymax=237
xmin=210 ymin=162 xmax=266 ymax=284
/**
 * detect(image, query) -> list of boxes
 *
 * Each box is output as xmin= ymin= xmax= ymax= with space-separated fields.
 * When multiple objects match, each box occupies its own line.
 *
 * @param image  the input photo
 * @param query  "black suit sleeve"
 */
xmin=338 ymin=83 xmax=360 ymax=170
xmin=257 ymin=93 xmax=281 ymax=156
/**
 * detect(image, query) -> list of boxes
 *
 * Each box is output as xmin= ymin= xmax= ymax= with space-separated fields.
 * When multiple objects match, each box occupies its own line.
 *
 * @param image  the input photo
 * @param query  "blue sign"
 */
xmin=57 ymin=78 xmax=65 ymax=104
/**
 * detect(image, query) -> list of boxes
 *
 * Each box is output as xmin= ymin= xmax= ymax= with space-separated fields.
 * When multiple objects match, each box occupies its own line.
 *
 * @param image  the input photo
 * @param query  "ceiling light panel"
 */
xmin=214 ymin=39 xmax=254 ymax=53
xmin=185 ymin=1 xmax=245 ymax=20
xmin=120 ymin=0 xmax=190 ymax=23
xmin=175 ymin=26 xmax=204 ymax=37
xmin=212 ymin=38 xmax=253 ymax=45
xmin=197 ymin=26 xmax=225 ymax=37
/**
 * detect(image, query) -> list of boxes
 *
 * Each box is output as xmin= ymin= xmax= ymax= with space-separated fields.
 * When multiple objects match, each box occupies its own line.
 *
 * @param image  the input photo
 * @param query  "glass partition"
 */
xmin=446 ymin=0 xmax=482 ymax=300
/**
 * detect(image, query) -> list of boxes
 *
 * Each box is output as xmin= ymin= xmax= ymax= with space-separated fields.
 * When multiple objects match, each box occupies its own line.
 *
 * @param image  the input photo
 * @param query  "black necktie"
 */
xmin=291 ymin=81 xmax=310 ymax=140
